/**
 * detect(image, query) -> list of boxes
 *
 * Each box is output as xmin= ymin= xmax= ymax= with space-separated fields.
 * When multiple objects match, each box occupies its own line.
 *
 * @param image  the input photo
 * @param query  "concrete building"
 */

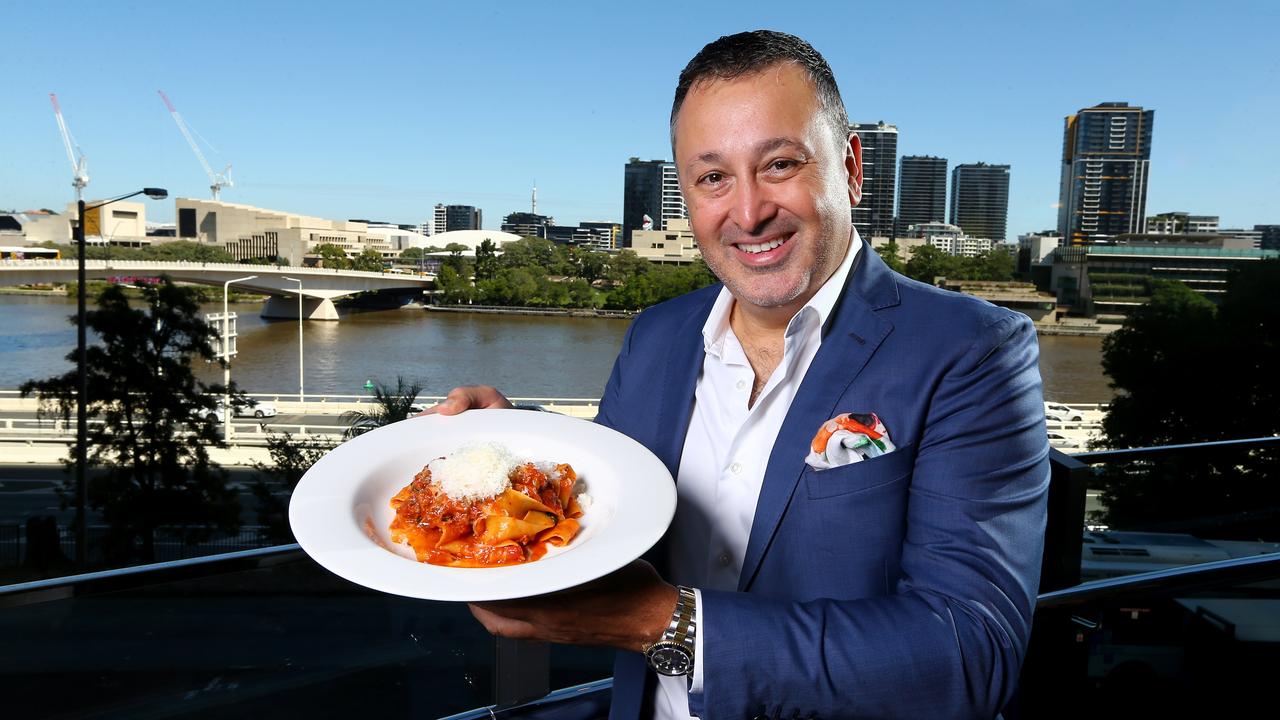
xmin=1145 ymin=212 xmax=1219 ymax=235
xmin=623 ymin=158 xmax=686 ymax=247
xmin=433 ymin=204 xmax=482 ymax=233
xmin=1257 ymin=225 xmax=1280 ymax=251
xmin=578 ymin=221 xmax=621 ymax=251
xmin=897 ymin=155 xmax=947 ymax=236
xmin=1057 ymin=102 xmax=1155 ymax=245
xmin=1216 ymin=228 xmax=1263 ymax=250
xmin=361 ymin=222 xmax=431 ymax=251
xmin=850 ymin=121 xmax=898 ymax=239
xmin=1049 ymin=240 xmax=1278 ymax=315
xmin=175 ymin=198 xmax=393 ymax=265
xmin=950 ymin=163 xmax=1010 ymax=242
xmin=406 ymin=229 xmax=522 ymax=253
xmin=0 ymin=211 xmax=70 ymax=245
xmin=631 ymin=218 xmax=700 ymax=264
xmin=501 ymin=212 xmax=553 ymax=239
xmin=1019 ymin=232 xmax=1063 ymax=265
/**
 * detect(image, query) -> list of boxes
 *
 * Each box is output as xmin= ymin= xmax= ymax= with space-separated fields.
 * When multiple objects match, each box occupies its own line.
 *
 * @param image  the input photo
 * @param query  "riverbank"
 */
xmin=1035 ymin=322 xmax=1118 ymax=337
xmin=423 ymin=304 xmax=635 ymax=319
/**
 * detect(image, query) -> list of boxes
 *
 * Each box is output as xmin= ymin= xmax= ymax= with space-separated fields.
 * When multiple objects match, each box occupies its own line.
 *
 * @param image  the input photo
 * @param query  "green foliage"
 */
xmin=604 ymin=262 xmax=718 ymax=310
xmin=352 ymin=248 xmax=385 ymax=272
xmin=436 ymin=265 xmax=476 ymax=304
xmin=340 ymin=377 xmax=424 ymax=438
xmin=315 ymin=243 xmax=351 ymax=269
xmin=19 ymin=277 xmax=242 ymax=563
xmin=875 ymin=240 xmax=906 ymax=273
xmin=399 ymin=247 xmax=426 ymax=262
xmin=903 ymin=245 xmax=1016 ymax=284
xmin=1095 ymin=266 xmax=1280 ymax=539
xmin=251 ymin=432 xmax=333 ymax=543
xmin=474 ymin=239 xmax=499 ymax=281
xmin=51 ymin=241 xmax=236 ymax=263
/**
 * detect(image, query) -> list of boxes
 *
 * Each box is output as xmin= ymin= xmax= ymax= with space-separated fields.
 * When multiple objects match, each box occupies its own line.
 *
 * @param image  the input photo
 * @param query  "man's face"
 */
xmin=674 ymin=63 xmax=862 ymax=313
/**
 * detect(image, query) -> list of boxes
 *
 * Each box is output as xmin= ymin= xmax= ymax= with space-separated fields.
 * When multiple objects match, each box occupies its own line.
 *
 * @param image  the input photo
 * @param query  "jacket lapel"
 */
xmin=738 ymin=242 xmax=901 ymax=591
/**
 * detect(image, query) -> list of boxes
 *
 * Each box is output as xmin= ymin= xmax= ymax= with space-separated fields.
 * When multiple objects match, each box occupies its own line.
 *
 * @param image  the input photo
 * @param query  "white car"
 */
xmin=234 ymin=399 xmax=278 ymax=419
xmin=1045 ymin=403 xmax=1085 ymax=422
xmin=195 ymin=399 xmax=278 ymax=423
xmin=1047 ymin=432 xmax=1081 ymax=450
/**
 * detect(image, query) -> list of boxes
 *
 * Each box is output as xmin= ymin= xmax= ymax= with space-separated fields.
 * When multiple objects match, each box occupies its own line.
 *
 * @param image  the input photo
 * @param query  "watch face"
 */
xmin=646 ymin=642 xmax=693 ymax=676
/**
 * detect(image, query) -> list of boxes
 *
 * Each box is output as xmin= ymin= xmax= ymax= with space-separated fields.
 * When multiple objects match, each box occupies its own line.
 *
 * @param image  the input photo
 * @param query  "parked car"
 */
xmin=1047 ymin=432 xmax=1081 ymax=450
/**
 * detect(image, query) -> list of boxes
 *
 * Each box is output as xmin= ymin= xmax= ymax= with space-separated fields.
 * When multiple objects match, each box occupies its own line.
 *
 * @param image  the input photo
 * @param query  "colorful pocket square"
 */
xmin=806 ymin=412 xmax=896 ymax=470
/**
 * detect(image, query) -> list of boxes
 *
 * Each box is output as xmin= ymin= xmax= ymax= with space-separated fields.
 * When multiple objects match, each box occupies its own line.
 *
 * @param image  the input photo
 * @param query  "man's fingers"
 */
xmin=421 ymin=385 xmax=511 ymax=416
xmin=469 ymin=603 xmax=537 ymax=639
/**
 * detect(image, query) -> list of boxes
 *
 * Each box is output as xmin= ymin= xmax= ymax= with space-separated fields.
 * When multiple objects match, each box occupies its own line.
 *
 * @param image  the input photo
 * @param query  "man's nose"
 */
xmin=728 ymin=176 xmax=777 ymax=234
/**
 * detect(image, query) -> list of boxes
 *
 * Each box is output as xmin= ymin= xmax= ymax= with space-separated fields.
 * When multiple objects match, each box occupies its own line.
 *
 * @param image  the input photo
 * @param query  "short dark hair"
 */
xmin=670 ymin=30 xmax=849 ymax=152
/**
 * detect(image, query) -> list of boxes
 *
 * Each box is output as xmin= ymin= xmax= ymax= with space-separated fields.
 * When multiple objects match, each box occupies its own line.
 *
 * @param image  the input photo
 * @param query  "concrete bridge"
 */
xmin=0 ymin=259 xmax=434 ymax=320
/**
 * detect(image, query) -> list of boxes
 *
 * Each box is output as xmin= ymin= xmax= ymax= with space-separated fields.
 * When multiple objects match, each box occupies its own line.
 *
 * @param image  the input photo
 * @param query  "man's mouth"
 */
xmin=734 ymin=233 xmax=793 ymax=258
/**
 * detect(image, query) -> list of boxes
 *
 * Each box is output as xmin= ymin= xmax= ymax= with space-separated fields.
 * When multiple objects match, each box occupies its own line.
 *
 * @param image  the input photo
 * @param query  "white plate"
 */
xmin=288 ymin=409 xmax=676 ymax=602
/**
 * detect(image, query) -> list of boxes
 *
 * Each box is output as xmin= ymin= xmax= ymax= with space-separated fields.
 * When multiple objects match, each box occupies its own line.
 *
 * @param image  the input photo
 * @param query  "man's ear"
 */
xmin=846 ymin=133 xmax=863 ymax=207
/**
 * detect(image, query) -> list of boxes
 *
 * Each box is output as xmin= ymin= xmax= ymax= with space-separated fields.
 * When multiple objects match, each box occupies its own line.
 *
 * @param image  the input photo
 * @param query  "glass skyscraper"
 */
xmin=850 ymin=122 xmax=898 ymax=239
xmin=622 ymin=158 xmax=686 ymax=248
xmin=950 ymin=163 xmax=1011 ymax=242
xmin=1057 ymin=102 xmax=1154 ymax=245
xmin=897 ymin=155 xmax=948 ymax=235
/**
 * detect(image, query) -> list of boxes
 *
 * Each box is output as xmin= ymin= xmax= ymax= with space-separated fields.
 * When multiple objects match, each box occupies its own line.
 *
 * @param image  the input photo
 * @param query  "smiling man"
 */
xmin=435 ymin=30 xmax=1050 ymax=720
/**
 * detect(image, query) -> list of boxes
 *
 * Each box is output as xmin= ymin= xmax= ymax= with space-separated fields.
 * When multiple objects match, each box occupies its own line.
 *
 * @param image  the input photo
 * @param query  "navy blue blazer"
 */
xmin=596 ymin=240 xmax=1050 ymax=720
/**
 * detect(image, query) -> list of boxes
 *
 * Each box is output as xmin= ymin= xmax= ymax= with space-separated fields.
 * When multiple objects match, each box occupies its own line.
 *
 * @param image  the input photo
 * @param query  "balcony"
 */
xmin=3 ymin=437 xmax=1277 ymax=718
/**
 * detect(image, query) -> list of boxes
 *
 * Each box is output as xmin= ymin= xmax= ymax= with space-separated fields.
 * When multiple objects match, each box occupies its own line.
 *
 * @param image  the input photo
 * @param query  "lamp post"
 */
xmin=74 ymin=187 xmax=167 ymax=566
xmin=282 ymin=276 xmax=304 ymax=404
xmin=221 ymin=275 xmax=257 ymax=440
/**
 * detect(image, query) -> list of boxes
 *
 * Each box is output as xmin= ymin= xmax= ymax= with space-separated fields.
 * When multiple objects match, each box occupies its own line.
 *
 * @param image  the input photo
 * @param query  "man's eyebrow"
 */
xmin=686 ymin=137 xmax=811 ymax=172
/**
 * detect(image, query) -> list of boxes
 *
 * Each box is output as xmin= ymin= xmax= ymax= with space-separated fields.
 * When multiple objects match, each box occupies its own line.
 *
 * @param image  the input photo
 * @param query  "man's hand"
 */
xmin=469 ymin=560 xmax=677 ymax=653
xmin=421 ymin=384 xmax=514 ymax=416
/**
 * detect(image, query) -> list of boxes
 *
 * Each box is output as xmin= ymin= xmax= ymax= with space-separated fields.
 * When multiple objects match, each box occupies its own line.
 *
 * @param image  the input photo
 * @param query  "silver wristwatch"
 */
xmin=644 ymin=585 xmax=696 ymax=676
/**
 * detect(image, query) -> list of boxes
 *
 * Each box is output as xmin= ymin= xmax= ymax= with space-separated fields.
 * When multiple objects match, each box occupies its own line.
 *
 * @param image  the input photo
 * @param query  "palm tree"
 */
xmin=340 ymin=377 xmax=424 ymax=438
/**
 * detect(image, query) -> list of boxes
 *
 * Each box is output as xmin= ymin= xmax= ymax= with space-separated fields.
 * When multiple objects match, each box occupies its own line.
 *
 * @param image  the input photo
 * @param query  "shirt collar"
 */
xmin=701 ymin=228 xmax=861 ymax=356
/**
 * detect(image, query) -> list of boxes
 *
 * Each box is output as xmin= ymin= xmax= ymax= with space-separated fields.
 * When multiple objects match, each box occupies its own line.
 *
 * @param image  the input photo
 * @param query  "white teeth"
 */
xmin=739 ymin=237 xmax=785 ymax=254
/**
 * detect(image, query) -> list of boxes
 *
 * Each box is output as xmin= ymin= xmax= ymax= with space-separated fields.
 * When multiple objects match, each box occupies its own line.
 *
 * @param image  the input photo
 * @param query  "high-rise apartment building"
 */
xmin=850 ymin=122 xmax=898 ymax=238
xmin=433 ymin=204 xmax=483 ymax=233
xmin=622 ymin=158 xmax=687 ymax=248
xmin=501 ymin=212 xmax=553 ymax=239
xmin=950 ymin=163 xmax=1011 ymax=242
xmin=1057 ymin=102 xmax=1154 ymax=245
xmin=897 ymin=155 xmax=947 ymax=235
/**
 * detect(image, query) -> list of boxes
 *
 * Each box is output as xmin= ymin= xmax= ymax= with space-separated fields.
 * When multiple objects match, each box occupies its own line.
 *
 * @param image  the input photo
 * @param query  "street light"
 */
xmin=282 ymin=276 xmax=304 ymax=404
xmin=221 ymin=275 xmax=257 ymax=440
xmin=74 ymin=187 xmax=167 ymax=566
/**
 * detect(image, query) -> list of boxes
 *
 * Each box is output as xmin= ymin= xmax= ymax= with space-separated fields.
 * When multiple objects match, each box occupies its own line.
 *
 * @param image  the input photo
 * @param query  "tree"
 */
xmin=352 ymin=248 xmax=385 ymax=272
xmin=474 ymin=239 xmax=499 ymax=281
xmin=1095 ymin=268 xmax=1280 ymax=539
xmin=315 ymin=243 xmax=351 ymax=269
xmin=875 ymin=240 xmax=906 ymax=274
xmin=436 ymin=265 xmax=474 ymax=304
xmin=605 ymin=250 xmax=652 ymax=284
xmin=146 ymin=241 xmax=236 ymax=263
xmin=251 ymin=432 xmax=333 ymax=544
xmin=399 ymin=247 xmax=426 ymax=262
xmin=19 ymin=277 xmax=242 ymax=563
xmin=904 ymin=244 xmax=959 ymax=285
xmin=340 ymin=377 xmax=424 ymax=438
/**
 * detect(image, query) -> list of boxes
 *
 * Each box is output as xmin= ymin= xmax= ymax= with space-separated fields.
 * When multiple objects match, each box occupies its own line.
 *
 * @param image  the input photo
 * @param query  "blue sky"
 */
xmin=2 ymin=0 xmax=1276 ymax=240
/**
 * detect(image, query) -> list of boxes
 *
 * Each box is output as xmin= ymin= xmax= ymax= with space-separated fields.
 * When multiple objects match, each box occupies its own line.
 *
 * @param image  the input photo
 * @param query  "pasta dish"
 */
xmin=389 ymin=443 xmax=584 ymax=567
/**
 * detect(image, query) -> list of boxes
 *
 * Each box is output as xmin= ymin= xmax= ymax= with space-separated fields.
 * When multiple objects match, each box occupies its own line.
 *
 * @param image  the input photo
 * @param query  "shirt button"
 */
xmin=735 ymin=379 xmax=746 ymax=391
xmin=718 ymin=551 xmax=731 ymax=567
xmin=729 ymin=462 xmax=742 ymax=474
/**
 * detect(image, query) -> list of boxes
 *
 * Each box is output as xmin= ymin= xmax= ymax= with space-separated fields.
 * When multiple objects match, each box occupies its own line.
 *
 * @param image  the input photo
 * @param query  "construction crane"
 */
xmin=158 ymin=90 xmax=233 ymax=200
xmin=49 ymin=93 xmax=89 ymax=202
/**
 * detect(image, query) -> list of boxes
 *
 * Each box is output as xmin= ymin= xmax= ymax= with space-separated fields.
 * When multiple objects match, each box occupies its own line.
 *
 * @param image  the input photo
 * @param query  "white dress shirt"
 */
xmin=652 ymin=233 xmax=860 ymax=719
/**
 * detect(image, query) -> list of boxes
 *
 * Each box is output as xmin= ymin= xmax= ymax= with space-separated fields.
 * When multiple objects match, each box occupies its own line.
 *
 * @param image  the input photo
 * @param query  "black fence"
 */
xmin=0 ymin=523 xmax=278 ymax=568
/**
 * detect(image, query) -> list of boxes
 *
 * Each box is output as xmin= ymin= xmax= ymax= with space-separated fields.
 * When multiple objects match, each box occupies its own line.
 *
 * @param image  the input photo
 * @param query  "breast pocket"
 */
xmin=804 ymin=443 xmax=915 ymax=500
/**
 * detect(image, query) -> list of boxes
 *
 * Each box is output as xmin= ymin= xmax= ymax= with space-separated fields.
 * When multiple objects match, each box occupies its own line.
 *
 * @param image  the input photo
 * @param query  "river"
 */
xmin=0 ymin=295 xmax=1113 ymax=403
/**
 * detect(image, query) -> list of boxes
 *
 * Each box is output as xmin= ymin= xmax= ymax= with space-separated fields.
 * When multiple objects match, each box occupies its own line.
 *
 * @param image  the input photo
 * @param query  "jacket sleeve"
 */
xmin=692 ymin=312 xmax=1050 ymax=720
xmin=593 ymin=314 xmax=637 ymax=433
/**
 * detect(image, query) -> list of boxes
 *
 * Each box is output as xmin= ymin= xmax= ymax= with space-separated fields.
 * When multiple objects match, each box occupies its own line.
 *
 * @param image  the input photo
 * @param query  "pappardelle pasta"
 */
xmin=389 ymin=443 xmax=584 ymax=567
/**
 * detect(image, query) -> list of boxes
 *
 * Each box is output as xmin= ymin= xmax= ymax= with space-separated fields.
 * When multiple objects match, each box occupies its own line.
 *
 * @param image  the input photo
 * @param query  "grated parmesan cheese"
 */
xmin=429 ymin=442 xmax=518 ymax=502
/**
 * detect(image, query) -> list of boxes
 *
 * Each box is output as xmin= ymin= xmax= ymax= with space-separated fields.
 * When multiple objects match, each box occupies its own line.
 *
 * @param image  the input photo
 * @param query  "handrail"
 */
xmin=438 ymin=678 xmax=613 ymax=720
xmin=1072 ymin=435 xmax=1280 ymax=463
xmin=1036 ymin=551 xmax=1280 ymax=610
xmin=0 ymin=543 xmax=301 ymax=608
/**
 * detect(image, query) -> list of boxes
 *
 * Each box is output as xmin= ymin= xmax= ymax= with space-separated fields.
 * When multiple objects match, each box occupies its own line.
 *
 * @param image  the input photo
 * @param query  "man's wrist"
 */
xmin=643 ymin=585 xmax=697 ymax=676
xmin=640 ymin=583 xmax=680 ymax=652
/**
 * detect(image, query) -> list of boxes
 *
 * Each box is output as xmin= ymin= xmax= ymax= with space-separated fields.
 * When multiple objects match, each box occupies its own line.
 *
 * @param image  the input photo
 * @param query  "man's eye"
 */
xmin=769 ymin=159 xmax=798 ymax=172
xmin=699 ymin=172 xmax=724 ymax=186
